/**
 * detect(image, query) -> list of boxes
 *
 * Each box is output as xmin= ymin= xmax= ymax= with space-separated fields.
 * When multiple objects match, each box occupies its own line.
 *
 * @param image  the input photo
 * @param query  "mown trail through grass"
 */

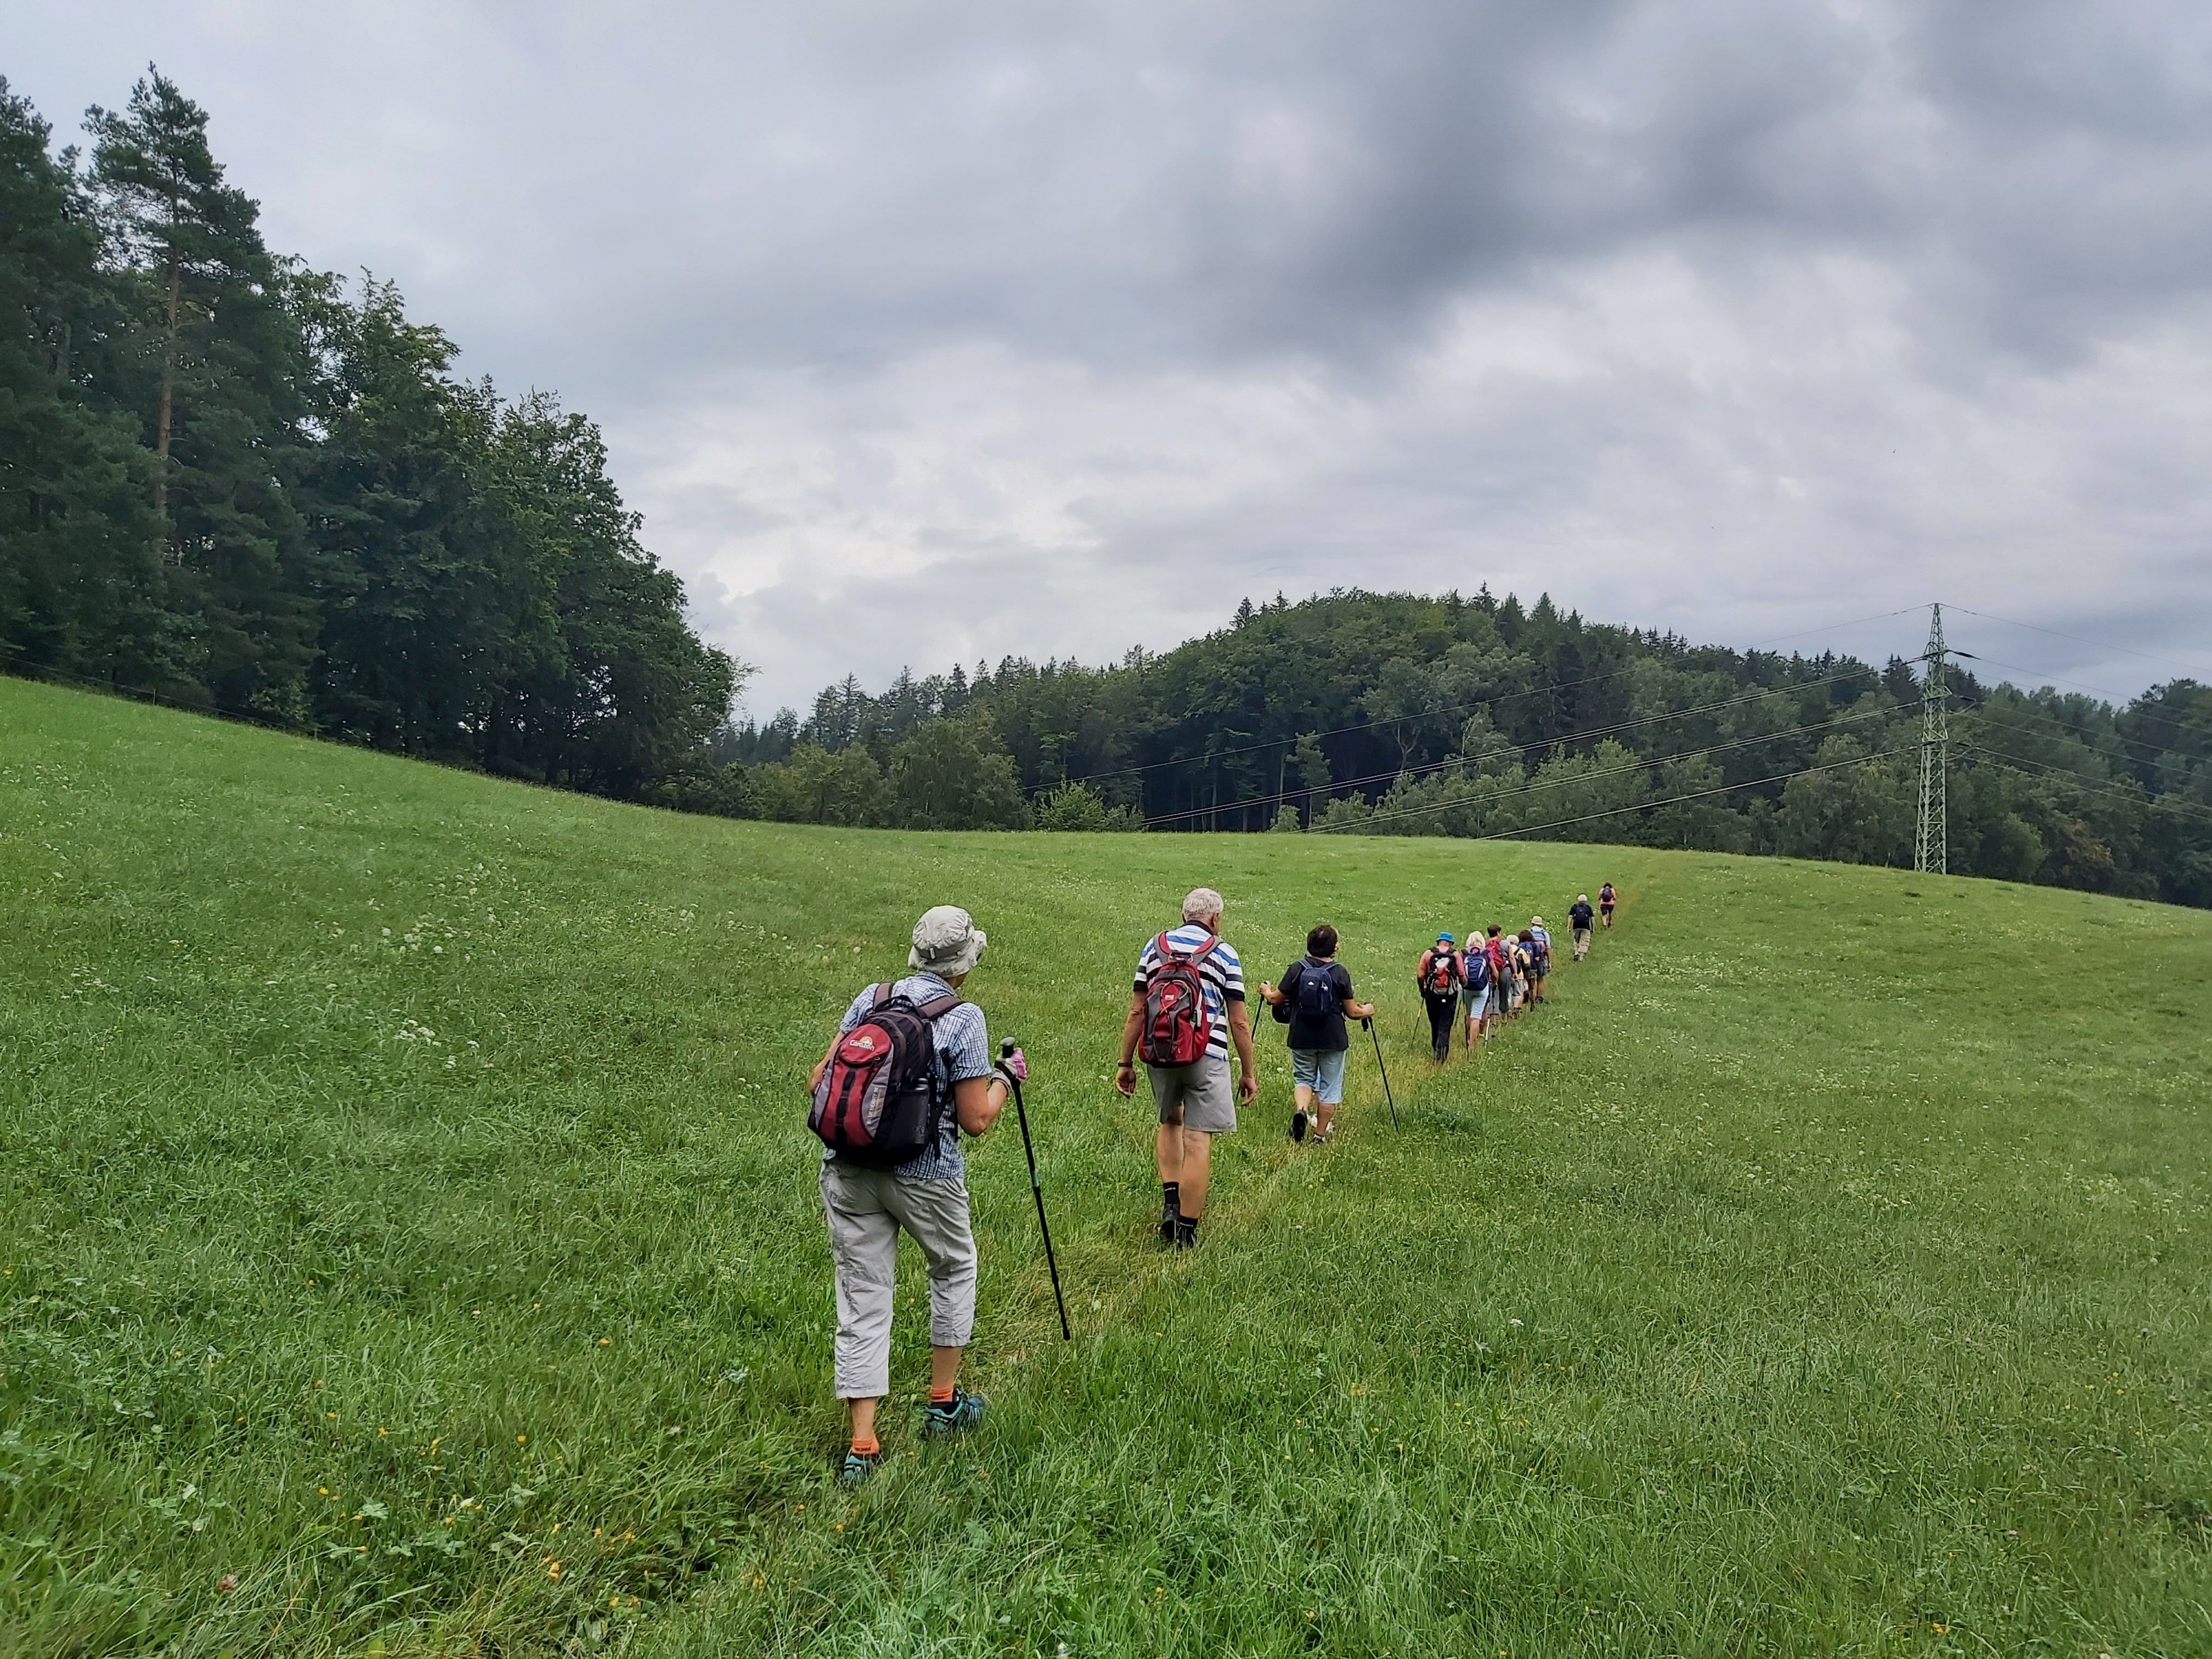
xmin=3 ymin=676 xmax=2210 ymax=1658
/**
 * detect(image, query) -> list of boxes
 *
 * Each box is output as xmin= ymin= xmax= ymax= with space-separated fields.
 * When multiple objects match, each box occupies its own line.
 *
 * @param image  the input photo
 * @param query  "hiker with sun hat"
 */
xmin=809 ymin=905 xmax=1023 ymax=1485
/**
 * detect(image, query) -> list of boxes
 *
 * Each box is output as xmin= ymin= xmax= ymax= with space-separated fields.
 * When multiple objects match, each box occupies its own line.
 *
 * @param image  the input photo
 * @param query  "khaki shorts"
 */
xmin=1148 ymin=1053 xmax=1236 ymax=1134
xmin=820 ymin=1162 xmax=977 ymax=1401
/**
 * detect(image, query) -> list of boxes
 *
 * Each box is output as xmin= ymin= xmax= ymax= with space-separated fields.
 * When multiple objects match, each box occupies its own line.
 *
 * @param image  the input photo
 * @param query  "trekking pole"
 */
xmin=1363 ymin=1017 xmax=1400 ymax=1130
xmin=997 ymin=1039 xmax=1070 ymax=1341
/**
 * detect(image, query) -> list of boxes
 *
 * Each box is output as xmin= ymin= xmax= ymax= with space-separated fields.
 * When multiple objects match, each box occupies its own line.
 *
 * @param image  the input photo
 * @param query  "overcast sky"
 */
xmin=18 ymin=2 xmax=2212 ymax=714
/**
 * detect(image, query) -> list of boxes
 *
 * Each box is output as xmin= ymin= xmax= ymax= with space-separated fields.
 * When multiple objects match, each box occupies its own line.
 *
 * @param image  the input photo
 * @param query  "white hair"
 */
xmin=1182 ymin=887 xmax=1224 ymax=924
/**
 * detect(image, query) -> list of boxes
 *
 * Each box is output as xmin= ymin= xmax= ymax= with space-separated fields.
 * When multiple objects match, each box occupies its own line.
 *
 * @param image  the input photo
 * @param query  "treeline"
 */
xmin=9 ymin=78 xmax=2206 ymax=906
xmin=717 ymin=589 xmax=2212 ymax=909
xmin=0 ymin=72 xmax=735 ymax=798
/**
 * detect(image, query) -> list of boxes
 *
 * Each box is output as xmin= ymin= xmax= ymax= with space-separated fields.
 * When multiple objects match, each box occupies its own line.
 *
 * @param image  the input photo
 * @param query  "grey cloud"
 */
xmin=17 ymin=1 xmax=2212 ymax=710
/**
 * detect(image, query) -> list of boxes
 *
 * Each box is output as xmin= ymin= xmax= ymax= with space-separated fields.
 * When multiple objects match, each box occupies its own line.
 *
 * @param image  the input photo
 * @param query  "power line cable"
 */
xmin=1286 ymin=707 xmax=1900 ymax=836
xmin=1941 ymin=649 xmax=2144 ymax=706
xmin=1734 ymin=604 xmax=1931 ymax=652
xmin=1141 ymin=663 xmax=1885 ymax=827
xmin=1944 ymin=603 xmax=2212 ymax=682
xmin=1962 ymin=705 xmax=2182 ymax=771
xmin=1319 ymin=746 xmax=1915 ymax=838
xmin=1958 ymin=727 xmax=2212 ymax=828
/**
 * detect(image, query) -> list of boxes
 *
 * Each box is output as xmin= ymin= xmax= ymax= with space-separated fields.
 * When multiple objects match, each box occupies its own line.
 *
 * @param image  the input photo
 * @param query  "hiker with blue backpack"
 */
xmin=1259 ymin=923 xmax=1375 ymax=1144
xmin=1460 ymin=930 xmax=1496 ymax=1048
xmin=808 ymin=906 xmax=1024 ymax=1485
xmin=1114 ymin=888 xmax=1256 ymax=1251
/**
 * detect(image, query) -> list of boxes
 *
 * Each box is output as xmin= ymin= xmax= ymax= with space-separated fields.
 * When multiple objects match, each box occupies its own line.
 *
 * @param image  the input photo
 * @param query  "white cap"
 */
xmin=909 ymin=906 xmax=986 ymax=976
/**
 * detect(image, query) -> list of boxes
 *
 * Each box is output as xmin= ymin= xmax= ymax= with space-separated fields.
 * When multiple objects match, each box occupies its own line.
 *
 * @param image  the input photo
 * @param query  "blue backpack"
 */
xmin=1294 ymin=958 xmax=1336 ymax=1020
xmin=1463 ymin=948 xmax=1491 ymax=992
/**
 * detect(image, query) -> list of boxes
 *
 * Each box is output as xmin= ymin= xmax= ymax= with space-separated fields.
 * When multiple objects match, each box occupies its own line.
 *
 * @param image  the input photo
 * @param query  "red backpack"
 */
xmin=1418 ymin=948 xmax=1459 ymax=995
xmin=809 ymin=985 xmax=960 ymax=1167
xmin=1138 ymin=932 xmax=1215 ymax=1066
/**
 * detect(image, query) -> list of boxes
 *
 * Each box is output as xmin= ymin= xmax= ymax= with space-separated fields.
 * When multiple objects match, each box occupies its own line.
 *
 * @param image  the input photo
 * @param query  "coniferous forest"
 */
xmin=5 ymin=73 xmax=2209 ymax=906
xmin=0 ymin=72 xmax=735 ymax=797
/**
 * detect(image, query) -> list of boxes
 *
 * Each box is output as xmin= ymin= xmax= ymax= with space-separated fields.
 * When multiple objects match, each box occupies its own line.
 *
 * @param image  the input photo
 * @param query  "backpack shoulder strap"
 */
xmin=869 ymin=983 xmax=893 ymax=1009
xmin=1160 ymin=929 xmax=1213 ymax=964
xmin=910 ymin=992 xmax=963 ymax=1022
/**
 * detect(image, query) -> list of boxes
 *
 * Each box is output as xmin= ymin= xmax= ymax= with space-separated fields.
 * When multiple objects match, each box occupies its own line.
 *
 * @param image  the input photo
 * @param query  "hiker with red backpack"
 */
xmin=808 ymin=905 xmax=1022 ymax=1486
xmin=1113 ymin=887 xmax=1256 ymax=1251
xmin=1416 ymin=933 xmax=1463 ymax=1062
xmin=1259 ymin=922 xmax=1375 ymax=1145
xmin=1487 ymin=924 xmax=1520 ymax=1019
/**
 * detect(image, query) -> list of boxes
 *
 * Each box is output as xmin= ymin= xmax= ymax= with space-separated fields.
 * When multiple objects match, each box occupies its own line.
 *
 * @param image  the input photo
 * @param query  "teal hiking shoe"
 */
xmin=839 ymin=1447 xmax=881 ymax=1487
xmin=922 ymin=1389 xmax=986 ymax=1437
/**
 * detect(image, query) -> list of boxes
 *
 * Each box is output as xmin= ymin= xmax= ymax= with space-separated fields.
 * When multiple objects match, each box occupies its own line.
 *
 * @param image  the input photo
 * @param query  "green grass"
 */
xmin=3 ymin=674 xmax=2210 ymax=1658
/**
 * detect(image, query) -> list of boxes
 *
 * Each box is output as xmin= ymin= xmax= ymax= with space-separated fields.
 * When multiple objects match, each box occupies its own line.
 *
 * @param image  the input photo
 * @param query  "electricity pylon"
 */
xmin=1915 ymin=603 xmax=1949 ymax=875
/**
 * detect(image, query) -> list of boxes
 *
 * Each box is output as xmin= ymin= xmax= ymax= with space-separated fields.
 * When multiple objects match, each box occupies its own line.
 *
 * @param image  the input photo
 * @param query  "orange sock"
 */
xmin=929 ymin=1385 xmax=956 ymax=1405
xmin=849 ymin=1433 xmax=880 ymax=1457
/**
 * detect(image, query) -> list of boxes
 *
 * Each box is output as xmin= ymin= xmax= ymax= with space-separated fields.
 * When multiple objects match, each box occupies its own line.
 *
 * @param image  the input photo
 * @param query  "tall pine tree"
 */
xmin=0 ymin=80 xmax=170 ymax=686
xmin=87 ymin=69 xmax=314 ymax=720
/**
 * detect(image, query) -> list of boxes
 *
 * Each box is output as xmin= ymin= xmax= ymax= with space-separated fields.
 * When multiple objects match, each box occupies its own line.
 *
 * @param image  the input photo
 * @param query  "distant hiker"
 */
xmin=1528 ymin=917 xmax=1552 ymax=1005
xmin=1487 ymin=924 xmax=1517 ymax=1020
xmin=1416 ymin=932 xmax=1463 ymax=1062
xmin=808 ymin=906 xmax=1021 ymax=1486
xmin=1599 ymin=882 xmax=1617 ymax=928
xmin=1460 ymin=930 xmax=1495 ymax=1047
xmin=1513 ymin=929 xmax=1541 ymax=1012
xmin=1261 ymin=923 xmax=1374 ymax=1144
xmin=1569 ymin=895 xmax=1595 ymax=961
xmin=1115 ymin=888 xmax=1257 ymax=1250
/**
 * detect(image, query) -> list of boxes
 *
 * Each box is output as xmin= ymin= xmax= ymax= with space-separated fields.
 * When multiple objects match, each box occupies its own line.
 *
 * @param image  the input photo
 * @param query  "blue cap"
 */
xmin=1437 ymin=932 xmax=1454 ymax=944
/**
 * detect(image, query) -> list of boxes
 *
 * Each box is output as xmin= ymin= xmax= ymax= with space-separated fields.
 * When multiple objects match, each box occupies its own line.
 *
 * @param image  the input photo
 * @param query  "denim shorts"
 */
xmin=1289 ymin=1047 xmax=1347 ymax=1105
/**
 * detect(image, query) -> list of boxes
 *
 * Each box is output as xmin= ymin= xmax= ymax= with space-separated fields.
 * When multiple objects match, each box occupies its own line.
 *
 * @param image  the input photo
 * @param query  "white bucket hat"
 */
xmin=909 ymin=905 xmax=987 ymax=977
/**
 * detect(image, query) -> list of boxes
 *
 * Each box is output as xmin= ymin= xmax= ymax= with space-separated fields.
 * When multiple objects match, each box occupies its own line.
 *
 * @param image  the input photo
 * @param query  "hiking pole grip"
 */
xmin=997 ymin=1039 xmax=1070 ymax=1341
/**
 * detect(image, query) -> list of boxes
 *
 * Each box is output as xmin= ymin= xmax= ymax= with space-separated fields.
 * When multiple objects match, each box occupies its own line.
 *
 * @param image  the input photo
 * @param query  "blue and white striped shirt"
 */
xmin=1132 ymin=924 xmax=1244 ymax=1062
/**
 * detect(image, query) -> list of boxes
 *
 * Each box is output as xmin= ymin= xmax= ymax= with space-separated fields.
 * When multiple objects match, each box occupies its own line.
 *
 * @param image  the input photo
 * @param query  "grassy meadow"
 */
xmin=3 ymin=674 xmax=2210 ymax=1658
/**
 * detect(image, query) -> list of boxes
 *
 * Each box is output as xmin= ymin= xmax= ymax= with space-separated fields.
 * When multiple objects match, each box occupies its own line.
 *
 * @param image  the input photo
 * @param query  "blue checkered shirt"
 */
xmin=825 ymin=973 xmax=991 ymax=1183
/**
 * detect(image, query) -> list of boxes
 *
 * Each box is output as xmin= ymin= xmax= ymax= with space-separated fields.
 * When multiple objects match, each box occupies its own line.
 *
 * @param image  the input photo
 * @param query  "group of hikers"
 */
xmin=804 ymin=880 xmax=1617 ymax=1483
xmin=1411 ymin=882 xmax=1613 ymax=1063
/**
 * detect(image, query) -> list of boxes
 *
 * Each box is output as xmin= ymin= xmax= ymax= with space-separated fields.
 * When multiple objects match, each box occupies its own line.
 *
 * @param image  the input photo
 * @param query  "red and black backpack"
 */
xmin=1418 ymin=948 xmax=1460 ymax=996
xmin=809 ymin=985 xmax=960 ymax=1167
xmin=1138 ymin=932 xmax=1215 ymax=1066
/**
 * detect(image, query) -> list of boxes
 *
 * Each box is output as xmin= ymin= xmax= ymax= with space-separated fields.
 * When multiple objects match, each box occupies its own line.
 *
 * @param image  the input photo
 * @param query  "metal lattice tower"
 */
xmin=1915 ymin=603 xmax=1949 ymax=875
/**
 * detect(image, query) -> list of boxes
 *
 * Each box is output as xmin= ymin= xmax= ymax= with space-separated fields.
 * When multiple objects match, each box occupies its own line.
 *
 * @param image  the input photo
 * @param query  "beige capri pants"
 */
xmin=820 ymin=1161 xmax=979 ymax=1400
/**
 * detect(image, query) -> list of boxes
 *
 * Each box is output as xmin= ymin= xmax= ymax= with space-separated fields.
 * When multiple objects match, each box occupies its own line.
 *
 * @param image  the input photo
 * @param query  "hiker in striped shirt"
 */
xmin=1113 ymin=887 xmax=1258 ymax=1250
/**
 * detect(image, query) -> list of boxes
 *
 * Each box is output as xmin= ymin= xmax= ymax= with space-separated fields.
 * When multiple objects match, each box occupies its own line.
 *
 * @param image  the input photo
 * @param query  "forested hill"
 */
xmin=0 ymin=72 xmax=733 ymax=799
xmin=6 ymin=78 xmax=2207 ymax=910
xmin=719 ymin=589 xmax=2212 ymax=910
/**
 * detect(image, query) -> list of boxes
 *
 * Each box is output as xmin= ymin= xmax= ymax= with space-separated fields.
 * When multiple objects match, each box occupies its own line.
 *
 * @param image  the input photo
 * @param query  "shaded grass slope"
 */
xmin=2 ymin=676 xmax=2209 ymax=1657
